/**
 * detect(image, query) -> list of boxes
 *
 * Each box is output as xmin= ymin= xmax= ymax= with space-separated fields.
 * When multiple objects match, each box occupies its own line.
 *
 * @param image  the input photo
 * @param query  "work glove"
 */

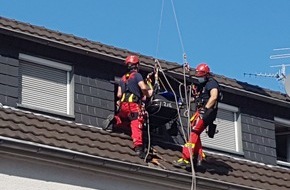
xmin=198 ymin=107 xmax=207 ymax=120
xmin=146 ymin=72 xmax=154 ymax=82
xmin=116 ymin=100 xmax=120 ymax=112
xmin=146 ymin=73 xmax=153 ymax=90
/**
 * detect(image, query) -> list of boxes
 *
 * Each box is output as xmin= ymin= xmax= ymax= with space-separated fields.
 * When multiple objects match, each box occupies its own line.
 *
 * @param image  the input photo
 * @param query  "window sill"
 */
xmin=17 ymin=103 xmax=75 ymax=120
xmin=277 ymin=160 xmax=290 ymax=168
xmin=204 ymin=144 xmax=244 ymax=156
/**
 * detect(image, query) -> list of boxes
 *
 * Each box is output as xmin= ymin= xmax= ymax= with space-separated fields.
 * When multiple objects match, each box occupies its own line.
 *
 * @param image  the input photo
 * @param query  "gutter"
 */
xmin=1 ymin=25 xmax=289 ymax=108
xmin=0 ymin=136 xmax=260 ymax=190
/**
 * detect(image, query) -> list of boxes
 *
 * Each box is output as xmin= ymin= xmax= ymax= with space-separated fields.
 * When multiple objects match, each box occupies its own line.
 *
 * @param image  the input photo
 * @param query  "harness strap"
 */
xmin=190 ymin=111 xmax=200 ymax=122
xmin=121 ymin=71 xmax=140 ymax=103
xmin=121 ymin=93 xmax=140 ymax=103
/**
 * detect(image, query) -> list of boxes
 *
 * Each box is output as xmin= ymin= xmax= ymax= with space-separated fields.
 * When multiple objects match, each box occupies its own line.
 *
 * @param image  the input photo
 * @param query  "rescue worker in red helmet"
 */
xmin=103 ymin=55 xmax=153 ymax=158
xmin=174 ymin=62 xmax=220 ymax=168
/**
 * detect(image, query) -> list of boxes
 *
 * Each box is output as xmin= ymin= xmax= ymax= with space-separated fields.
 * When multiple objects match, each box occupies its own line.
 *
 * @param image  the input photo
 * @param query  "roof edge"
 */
xmin=0 ymin=136 xmax=258 ymax=190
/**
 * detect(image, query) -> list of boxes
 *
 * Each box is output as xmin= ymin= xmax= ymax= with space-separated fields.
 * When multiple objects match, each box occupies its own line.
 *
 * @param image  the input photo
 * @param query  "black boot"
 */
xmin=196 ymin=154 xmax=204 ymax=167
xmin=173 ymin=158 xmax=191 ymax=169
xmin=197 ymin=159 xmax=202 ymax=167
xmin=102 ymin=114 xmax=115 ymax=131
xmin=135 ymin=146 xmax=145 ymax=159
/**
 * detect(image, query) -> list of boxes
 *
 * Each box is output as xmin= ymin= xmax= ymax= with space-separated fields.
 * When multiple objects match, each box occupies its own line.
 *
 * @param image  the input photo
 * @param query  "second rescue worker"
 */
xmin=174 ymin=63 xmax=220 ymax=168
xmin=103 ymin=55 xmax=153 ymax=158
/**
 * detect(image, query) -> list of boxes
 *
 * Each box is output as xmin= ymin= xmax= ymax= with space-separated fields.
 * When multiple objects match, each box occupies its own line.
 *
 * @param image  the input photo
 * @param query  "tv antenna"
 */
xmin=243 ymin=64 xmax=290 ymax=83
xmin=271 ymin=48 xmax=290 ymax=96
xmin=270 ymin=47 xmax=290 ymax=60
xmin=270 ymin=48 xmax=290 ymax=87
xmin=285 ymin=74 xmax=290 ymax=97
xmin=244 ymin=47 xmax=290 ymax=96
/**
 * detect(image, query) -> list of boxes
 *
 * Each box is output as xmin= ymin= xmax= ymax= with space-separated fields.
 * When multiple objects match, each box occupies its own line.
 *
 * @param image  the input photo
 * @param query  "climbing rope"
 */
xmin=155 ymin=59 xmax=196 ymax=190
xmin=159 ymin=77 xmax=168 ymax=92
xmin=144 ymin=63 xmax=159 ymax=162
xmin=144 ymin=111 xmax=151 ymax=162
xmin=171 ymin=0 xmax=185 ymax=55
xmin=155 ymin=59 xmax=186 ymax=138
xmin=170 ymin=1 xmax=197 ymax=189
xmin=155 ymin=0 xmax=165 ymax=57
xmin=153 ymin=1 xmax=197 ymax=189
xmin=182 ymin=55 xmax=197 ymax=190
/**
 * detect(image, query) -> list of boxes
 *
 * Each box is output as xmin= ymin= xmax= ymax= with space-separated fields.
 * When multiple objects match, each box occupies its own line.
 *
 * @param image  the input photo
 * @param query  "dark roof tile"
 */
xmin=0 ymin=107 xmax=289 ymax=190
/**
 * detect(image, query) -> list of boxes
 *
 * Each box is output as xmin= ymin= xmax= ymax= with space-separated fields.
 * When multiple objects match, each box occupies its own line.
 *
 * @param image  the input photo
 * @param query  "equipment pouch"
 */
xmin=207 ymin=123 xmax=217 ymax=138
xmin=201 ymin=108 xmax=212 ymax=123
xmin=128 ymin=112 xmax=138 ymax=121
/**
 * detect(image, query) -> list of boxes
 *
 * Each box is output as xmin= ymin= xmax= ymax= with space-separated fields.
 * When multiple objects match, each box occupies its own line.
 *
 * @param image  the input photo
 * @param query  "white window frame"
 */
xmin=274 ymin=117 xmax=290 ymax=167
xmin=18 ymin=53 xmax=74 ymax=117
xmin=202 ymin=103 xmax=243 ymax=154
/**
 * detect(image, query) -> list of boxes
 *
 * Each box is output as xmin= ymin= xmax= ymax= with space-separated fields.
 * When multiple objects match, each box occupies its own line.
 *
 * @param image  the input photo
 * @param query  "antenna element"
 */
xmin=285 ymin=75 xmax=290 ymax=97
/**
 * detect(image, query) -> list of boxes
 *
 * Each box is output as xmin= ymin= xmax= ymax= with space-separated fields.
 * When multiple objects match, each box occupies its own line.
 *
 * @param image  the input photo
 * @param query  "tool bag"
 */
xmin=146 ymin=91 xmax=180 ymax=126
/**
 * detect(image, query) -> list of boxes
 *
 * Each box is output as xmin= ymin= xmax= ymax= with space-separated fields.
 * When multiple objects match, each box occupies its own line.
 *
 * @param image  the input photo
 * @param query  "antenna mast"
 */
xmin=244 ymin=48 xmax=290 ymax=94
xmin=269 ymin=64 xmax=290 ymax=83
xmin=269 ymin=48 xmax=290 ymax=84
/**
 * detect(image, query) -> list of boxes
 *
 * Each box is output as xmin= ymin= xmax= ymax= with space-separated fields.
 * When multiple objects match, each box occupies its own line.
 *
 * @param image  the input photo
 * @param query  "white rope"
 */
xmin=155 ymin=0 xmax=165 ymax=57
xmin=171 ymin=2 xmax=197 ymax=187
xmin=159 ymin=77 xmax=168 ymax=92
xmin=154 ymin=1 xmax=197 ymax=189
xmin=178 ymin=83 xmax=185 ymax=104
xmin=186 ymin=85 xmax=192 ymax=139
xmin=170 ymin=0 xmax=185 ymax=54
xmin=183 ymin=63 xmax=190 ymax=138
xmin=187 ymin=84 xmax=196 ymax=190
xmin=144 ymin=112 xmax=151 ymax=162
xmin=155 ymin=60 xmax=197 ymax=190
xmin=155 ymin=59 xmax=188 ymax=143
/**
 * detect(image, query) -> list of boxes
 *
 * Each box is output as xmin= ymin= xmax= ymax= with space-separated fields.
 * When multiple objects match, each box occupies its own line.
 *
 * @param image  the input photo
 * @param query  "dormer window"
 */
xmin=18 ymin=54 xmax=74 ymax=117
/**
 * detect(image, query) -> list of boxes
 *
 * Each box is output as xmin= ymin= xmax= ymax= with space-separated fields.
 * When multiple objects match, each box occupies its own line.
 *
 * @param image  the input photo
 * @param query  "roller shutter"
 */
xmin=20 ymin=61 xmax=68 ymax=114
xmin=201 ymin=108 xmax=237 ymax=152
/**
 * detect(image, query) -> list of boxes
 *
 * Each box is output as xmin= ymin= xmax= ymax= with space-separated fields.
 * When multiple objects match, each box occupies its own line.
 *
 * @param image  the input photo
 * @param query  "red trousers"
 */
xmin=182 ymin=115 xmax=206 ymax=160
xmin=114 ymin=102 xmax=144 ymax=148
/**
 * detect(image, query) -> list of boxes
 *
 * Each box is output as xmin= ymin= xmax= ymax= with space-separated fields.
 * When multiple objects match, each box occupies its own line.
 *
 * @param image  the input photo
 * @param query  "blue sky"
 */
xmin=1 ymin=0 xmax=290 ymax=93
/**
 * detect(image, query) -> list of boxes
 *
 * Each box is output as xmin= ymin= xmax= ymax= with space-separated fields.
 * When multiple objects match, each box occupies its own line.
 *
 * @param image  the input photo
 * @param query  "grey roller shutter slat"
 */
xmin=22 ymin=76 xmax=67 ymax=95
xmin=20 ymin=61 xmax=68 ymax=114
xmin=201 ymin=109 xmax=236 ymax=151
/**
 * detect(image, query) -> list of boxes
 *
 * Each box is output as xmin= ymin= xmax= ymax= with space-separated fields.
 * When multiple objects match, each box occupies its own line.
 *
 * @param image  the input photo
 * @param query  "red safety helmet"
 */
xmin=125 ymin=55 xmax=139 ymax=65
xmin=195 ymin=63 xmax=210 ymax=77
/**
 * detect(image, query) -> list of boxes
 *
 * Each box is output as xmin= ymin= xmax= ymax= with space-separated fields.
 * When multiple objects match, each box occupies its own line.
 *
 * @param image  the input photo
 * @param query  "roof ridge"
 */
xmin=0 ymin=16 xmax=131 ymax=58
xmin=1 ymin=16 xmax=290 ymax=102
